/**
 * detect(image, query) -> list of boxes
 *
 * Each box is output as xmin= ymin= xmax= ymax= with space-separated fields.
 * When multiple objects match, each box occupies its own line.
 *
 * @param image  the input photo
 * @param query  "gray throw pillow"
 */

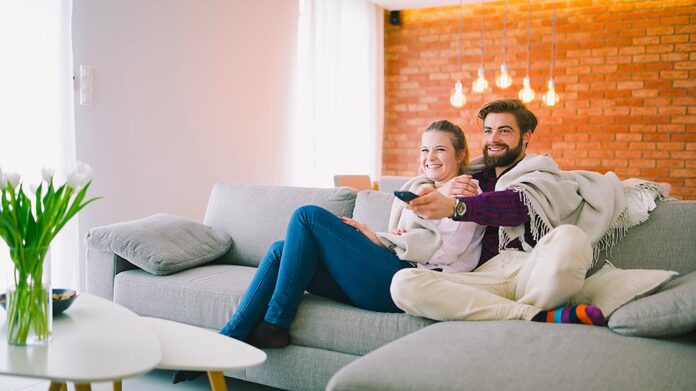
xmin=608 ymin=271 xmax=696 ymax=337
xmin=85 ymin=213 xmax=233 ymax=276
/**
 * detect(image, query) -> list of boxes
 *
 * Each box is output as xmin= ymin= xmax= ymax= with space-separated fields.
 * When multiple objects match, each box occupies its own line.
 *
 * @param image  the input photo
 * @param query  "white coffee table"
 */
xmin=0 ymin=293 xmax=161 ymax=391
xmin=142 ymin=317 xmax=266 ymax=391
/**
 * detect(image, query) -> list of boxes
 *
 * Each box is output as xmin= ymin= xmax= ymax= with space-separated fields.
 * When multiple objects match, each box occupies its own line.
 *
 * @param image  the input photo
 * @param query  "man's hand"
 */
xmin=437 ymin=174 xmax=478 ymax=198
xmin=406 ymin=188 xmax=457 ymax=220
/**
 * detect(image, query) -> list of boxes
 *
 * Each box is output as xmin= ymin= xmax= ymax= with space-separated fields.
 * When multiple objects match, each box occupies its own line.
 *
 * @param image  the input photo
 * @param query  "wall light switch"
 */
xmin=80 ymin=65 xmax=93 ymax=105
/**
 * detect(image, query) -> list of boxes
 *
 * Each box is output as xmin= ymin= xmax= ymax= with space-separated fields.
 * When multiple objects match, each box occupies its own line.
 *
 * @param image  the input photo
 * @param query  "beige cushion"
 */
xmin=570 ymin=262 xmax=678 ymax=317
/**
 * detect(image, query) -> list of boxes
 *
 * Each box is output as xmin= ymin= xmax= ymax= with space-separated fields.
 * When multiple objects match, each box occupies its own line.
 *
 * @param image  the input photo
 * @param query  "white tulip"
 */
xmin=66 ymin=171 xmax=88 ymax=189
xmin=5 ymin=172 xmax=20 ymax=189
xmin=29 ymin=183 xmax=38 ymax=194
xmin=42 ymin=167 xmax=55 ymax=183
xmin=0 ymin=166 xmax=3 ymax=179
xmin=0 ymin=175 xmax=5 ymax=190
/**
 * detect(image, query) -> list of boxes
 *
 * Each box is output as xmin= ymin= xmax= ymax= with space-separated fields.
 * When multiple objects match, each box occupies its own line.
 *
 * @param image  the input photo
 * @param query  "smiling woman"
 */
xmin=420 ymin=120 xmax=469 ymax=186
xmin=0 ymin=0 xmax=78 ymax=290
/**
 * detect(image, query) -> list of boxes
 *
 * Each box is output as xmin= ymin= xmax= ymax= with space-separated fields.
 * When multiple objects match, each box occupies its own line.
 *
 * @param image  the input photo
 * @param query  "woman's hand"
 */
xmin=340 ymin=216 xmax=386 ymax=248
xmin=438 ymin=174 xmax=478 ymax=198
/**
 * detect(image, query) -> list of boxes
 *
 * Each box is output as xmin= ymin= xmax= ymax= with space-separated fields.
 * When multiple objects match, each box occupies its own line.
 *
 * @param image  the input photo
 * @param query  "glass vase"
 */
xmin=6 ymin=246 xmax=52 ymax=345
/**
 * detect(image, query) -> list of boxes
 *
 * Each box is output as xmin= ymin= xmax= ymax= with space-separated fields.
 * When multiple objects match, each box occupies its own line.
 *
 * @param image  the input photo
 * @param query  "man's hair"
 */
xmin=477 ymin=99 xmax=538 ymax=134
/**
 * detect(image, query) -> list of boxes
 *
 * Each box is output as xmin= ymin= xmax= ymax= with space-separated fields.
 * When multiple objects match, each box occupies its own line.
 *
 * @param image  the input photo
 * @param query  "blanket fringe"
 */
xmin=500 ymin=183 xmax=666 ymax=268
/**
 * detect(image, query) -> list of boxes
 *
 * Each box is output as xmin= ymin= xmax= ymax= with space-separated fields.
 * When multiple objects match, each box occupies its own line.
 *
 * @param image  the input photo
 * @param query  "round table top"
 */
xmin=0 ymin=293 xmax=161 ymax=383
xmin=142 ymin=317 xmax=266 ymax=371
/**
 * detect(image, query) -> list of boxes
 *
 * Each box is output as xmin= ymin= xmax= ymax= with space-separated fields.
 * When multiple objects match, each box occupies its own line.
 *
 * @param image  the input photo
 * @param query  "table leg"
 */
xmin=113 ymin=380 xmax=123 ymax=391
xmin=74 ymin=384 xmax=92 ymax=391
xmin=47 ymin=382 xmax=65 ymax=391
xmin=207 ymin=371 xmax=228 ymax=391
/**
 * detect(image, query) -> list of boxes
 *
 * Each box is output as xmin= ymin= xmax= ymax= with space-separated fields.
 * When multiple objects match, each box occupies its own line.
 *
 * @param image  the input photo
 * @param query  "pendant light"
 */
xmin=495 ymin=0 xmax=512 ymax=89
xmin=518 ymin=0 xmax=535 ymax=102
xmin=450 ymin=0 xmax=466 ymax=108
xmin=542 ymin=0 xmax=560 ymax=106
xmin=472 ymin=0 xmax=488 ymax=93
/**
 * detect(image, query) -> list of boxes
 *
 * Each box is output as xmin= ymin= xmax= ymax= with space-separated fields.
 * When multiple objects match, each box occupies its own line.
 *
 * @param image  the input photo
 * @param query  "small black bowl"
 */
xmin=0 ymin=288 xmax=79 ymax=315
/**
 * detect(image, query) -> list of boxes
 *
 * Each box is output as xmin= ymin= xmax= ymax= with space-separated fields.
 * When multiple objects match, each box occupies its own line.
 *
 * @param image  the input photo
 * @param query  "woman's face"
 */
xmin=420 ymin=131 xmax=463 ymax=184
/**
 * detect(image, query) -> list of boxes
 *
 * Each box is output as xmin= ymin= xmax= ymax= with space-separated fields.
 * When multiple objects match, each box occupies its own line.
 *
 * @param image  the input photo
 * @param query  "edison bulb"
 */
xmin=449 ymin=80 xmax=466 ymax=108
xmin=472 ymin=66 xmax=489 ymax=93
xmin=518 ymin=76 xmax=535 ymax=103
xmin=542 ymin=78 xmax=560 ymax=106
xmin=495 ymin=63 xmax=512 ymax=89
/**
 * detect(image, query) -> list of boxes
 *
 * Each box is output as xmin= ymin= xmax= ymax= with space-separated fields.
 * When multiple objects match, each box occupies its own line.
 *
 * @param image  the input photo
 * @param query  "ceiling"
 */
xmin=368 ymin=0 xmax=479 ymax=11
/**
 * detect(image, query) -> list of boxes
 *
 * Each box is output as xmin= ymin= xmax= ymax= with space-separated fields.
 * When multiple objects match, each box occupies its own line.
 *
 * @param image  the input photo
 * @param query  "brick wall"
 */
xmin=383 ymin=0 xmax=696 ymax=199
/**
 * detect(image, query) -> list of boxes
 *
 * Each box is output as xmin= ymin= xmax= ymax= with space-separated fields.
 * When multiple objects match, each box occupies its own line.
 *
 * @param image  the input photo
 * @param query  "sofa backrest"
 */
xmin=596 ymin=200 xmax=696 ymax=275
xmin=352 ymin=190 xmax=396 ymax=233
xmin=204 ymin=183 xmax=357 ymax=267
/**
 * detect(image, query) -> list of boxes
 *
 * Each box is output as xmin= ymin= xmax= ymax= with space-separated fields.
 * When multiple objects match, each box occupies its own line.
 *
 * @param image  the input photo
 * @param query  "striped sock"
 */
xmin=532 ymin=304 xmax=605 ymax=326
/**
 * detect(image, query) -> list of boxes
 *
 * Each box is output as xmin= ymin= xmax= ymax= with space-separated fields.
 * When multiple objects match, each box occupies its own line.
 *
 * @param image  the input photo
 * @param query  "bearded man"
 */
xmin=390 ymin=99 xmax=665 ymax=326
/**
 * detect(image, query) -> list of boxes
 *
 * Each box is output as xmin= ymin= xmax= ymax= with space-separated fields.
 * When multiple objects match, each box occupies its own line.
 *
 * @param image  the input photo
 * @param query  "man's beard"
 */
xmin=483 ymin=138 xmax=524 ymax=168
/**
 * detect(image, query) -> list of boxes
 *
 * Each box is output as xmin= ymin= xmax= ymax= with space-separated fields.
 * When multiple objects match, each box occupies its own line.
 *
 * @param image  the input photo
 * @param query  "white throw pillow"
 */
xmin=570 ymin=262 xmax=678 ymax=317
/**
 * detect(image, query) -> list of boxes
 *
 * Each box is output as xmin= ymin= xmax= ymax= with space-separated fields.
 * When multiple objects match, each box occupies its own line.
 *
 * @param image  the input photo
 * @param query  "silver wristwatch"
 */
xmin=452 ymin=198 xmax=467 ymax=219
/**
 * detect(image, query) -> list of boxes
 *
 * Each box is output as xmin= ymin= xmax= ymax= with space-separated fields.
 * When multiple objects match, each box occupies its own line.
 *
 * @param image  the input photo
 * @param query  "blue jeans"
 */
xmin=219 ymin=205 xmax=413 ymax=341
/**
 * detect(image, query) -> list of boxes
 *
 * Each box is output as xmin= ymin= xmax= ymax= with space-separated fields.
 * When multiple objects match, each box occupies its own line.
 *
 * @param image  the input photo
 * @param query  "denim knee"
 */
xmin=266 ymin=240 xmax=284 ymax=265
xmin=292 ymin=205 xmax=329 ymax=224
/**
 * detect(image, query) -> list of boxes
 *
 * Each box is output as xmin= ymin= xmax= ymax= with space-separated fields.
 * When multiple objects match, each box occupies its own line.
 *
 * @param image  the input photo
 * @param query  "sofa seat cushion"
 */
xmin=113 ymin=264 xmax=257 ymax=329
xmin=113 ymin=264 xmax=433 ymax=355
xmin=328 ymin=321 xmax=696 ymax=391
xmin=290 ymin=295 xmax=434 ymax=356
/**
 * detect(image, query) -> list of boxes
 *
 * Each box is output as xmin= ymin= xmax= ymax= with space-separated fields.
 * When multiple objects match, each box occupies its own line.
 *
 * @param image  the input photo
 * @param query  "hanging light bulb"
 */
xmin=496 ymin=63 xmax=512 ymax=89
xmin=544 ymin=0 xmax=561 ymax=106
xmin=518 ymin=0 xmax=535 ymax=103
xmin=450 ymin=1 xmax=466 ymax=108
xmin=542 ymin=78 xmax=559 ymax=106
xmin=450 ymin=80 xmax=466 ymax=108
xmin=495 ymin=0 xmax=512 ymax=89
xmin=472 ymin=67 xmax=489 ymax=93
xmin=473 ymin=0 xmax=488 ymax=93
xmin=519 ymin=76 xmax=535 ymax=103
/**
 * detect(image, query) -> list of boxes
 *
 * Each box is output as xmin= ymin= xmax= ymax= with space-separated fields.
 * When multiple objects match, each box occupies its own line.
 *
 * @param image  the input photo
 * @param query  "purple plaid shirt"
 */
xmin=453 ymin=162 xmax=536 ymax=266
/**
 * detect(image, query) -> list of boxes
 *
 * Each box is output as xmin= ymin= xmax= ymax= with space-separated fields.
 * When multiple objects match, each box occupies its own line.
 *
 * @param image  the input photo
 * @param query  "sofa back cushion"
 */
xmin=352 ymin=190 xmax=395 ymax=233
xmin=596 ymin=200 xmax=696 ymax=275
xmin=204 ymin=183 xmax=357 ymax=267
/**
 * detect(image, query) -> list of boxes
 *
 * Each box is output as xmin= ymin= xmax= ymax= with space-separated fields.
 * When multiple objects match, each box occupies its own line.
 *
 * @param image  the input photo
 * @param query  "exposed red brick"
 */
xmin=384 ymin=0 xmax=696 ymax=199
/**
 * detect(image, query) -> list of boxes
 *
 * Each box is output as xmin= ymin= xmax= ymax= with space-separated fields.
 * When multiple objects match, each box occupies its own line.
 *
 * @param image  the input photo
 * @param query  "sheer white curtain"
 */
xmin=289 ymin=0 xmax=384 ymax=187
xmin=0 ymin=0 xmax=78 ymax=289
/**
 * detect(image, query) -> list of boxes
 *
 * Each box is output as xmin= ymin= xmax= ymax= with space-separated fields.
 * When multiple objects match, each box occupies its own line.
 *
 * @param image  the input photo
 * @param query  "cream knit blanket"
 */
xmin=375 ymin=175 xmax=441 ymax=264
xmin=485 ymin=154 xmax=666 ymax=262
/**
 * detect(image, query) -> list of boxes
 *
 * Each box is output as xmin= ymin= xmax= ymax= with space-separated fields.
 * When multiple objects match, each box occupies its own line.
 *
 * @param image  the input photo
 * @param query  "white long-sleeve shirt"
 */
xmin=419 ymin=217 xmax=485 ymax=273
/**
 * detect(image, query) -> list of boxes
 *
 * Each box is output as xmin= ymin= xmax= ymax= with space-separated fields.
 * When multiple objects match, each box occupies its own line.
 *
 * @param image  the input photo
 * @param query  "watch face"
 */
xmin=455 ymin=200 xmax=466 ymax=217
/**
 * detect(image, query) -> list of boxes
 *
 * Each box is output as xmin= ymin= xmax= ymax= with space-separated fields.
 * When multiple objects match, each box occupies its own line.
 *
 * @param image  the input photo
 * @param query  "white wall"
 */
xmin=72 ymin=0 xmax=299 ymax=287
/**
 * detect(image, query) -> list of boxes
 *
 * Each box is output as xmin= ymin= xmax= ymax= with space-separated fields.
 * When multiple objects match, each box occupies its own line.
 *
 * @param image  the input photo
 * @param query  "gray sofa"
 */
xmin=85 ymin=183 xmax=696 ymax=391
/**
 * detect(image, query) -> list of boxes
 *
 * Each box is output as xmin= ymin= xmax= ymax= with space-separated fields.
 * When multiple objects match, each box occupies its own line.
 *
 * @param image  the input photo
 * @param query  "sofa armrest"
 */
xmin=85 ymin=247 xmax=137 ymax=300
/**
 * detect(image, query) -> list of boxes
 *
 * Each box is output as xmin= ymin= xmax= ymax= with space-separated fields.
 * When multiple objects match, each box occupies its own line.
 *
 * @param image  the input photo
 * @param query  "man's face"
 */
xmin=482 ymin=112 xmax=527 ymax=168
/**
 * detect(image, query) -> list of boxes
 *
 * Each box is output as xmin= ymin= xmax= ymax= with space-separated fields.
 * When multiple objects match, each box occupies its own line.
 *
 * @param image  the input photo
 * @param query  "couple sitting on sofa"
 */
xmin=174 ymin=99 xmax=665 ymax=383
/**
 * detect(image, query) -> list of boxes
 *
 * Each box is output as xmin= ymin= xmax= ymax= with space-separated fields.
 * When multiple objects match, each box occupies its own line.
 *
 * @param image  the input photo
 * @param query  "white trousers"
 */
xmin=390 ymin=225 xmax=592 ymax=321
